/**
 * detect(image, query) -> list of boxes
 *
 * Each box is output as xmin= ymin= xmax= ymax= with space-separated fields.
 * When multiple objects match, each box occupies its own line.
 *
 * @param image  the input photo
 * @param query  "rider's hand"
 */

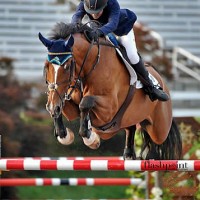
xmin=88 ymin=29 xmax=104 ymax=41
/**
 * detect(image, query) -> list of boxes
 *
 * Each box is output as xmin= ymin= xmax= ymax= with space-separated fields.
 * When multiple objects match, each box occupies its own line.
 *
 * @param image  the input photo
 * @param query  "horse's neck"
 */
xmin=73 ymin=37 xmax=100 ymax=76
xmin=73 ymin=36 xmax=129 ymax=88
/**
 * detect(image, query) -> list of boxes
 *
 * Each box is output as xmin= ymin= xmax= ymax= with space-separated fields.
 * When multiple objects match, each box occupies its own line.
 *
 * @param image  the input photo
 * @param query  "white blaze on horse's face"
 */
xmin=52 ymin=63 xmax=60 ymax=83
xmin=46 ymin=63 xmax=61 ymax=117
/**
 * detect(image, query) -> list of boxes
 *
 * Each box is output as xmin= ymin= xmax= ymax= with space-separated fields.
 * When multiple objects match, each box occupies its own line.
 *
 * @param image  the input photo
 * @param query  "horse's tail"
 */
xmin=140 ymin=119 xmax=182 ymax=160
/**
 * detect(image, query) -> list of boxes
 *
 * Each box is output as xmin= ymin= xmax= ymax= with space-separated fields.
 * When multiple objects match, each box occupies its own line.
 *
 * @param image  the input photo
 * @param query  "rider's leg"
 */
xmin=118 ymin=30 xmax=169 ymax=101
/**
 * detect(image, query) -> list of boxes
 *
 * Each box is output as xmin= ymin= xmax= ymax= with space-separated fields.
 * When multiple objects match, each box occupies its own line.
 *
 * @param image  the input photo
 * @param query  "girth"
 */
xmin=94 ymin=84 xmax=135 ymax=131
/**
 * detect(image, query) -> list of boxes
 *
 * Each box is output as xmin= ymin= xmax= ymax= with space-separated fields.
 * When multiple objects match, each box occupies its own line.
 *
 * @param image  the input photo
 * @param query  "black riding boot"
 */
xmin=132 ymin=59 xmax=169 ymax=101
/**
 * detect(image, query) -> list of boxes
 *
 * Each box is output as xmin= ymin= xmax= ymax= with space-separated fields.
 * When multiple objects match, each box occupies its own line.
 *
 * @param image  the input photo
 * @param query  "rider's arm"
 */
xmin=98 ymin=0 xmax=120 ymax=35
xmin=71 ymin=1 xmax=86 ymax=24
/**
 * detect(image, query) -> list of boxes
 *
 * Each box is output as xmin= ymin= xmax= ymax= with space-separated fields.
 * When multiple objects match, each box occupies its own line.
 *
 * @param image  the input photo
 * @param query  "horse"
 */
xmin=39 ymin=22 xmax=182 ymax=160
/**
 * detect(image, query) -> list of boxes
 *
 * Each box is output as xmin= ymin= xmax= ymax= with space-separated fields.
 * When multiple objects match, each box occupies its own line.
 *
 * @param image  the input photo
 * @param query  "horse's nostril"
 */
xmin=55 ymin=106 xmax=61 ymax=115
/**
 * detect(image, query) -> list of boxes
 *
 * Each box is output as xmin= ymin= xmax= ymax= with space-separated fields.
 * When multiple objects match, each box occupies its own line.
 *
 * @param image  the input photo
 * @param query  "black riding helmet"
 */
xmin=84 ymin=0 xmax=108 ymax=14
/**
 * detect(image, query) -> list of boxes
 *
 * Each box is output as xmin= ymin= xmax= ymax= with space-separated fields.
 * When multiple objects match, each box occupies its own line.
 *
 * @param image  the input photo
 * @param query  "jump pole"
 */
xmin=0 ymin=159 xmax=199 ymax=171
xmin=0 ymin=178 xmax=144 ymax=186
xmin=4 ymin=156 xmax=123 ymax=160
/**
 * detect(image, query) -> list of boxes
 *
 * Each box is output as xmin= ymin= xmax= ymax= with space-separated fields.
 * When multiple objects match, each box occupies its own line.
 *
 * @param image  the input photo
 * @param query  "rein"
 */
xmin=64 ymin=37 xmax=101 ymax=101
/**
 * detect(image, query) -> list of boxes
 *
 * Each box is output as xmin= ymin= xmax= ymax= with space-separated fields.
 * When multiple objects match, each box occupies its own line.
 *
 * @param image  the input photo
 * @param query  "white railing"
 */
xmin=171 ymin=90 xmax=200 ymax=117
xmin=172 ymin=47 xmax=200 ymax=82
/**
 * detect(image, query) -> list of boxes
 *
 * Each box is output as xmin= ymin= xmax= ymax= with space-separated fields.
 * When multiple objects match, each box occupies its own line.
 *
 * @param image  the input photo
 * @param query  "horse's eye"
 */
xmin=63 ymin=63 xmax=70 ymax=70
xmin=63 ymin=64 xmax=67 ymax=69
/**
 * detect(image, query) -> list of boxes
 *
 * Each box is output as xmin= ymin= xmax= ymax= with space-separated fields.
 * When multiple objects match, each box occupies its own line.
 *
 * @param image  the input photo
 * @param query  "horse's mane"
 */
xmin=48 ymin=22 xmax=92 ymax=40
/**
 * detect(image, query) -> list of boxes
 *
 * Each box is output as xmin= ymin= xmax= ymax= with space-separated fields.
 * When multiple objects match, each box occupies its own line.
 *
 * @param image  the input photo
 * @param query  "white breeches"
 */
xmin=118 ymin=30 xmax=140 ymax=65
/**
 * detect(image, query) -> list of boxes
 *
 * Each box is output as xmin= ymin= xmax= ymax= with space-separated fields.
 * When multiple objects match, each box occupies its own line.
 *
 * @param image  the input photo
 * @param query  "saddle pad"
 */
xmin=136 ymin=73 xmax=160 ymax=89
xmin=106 ymin=36 xmax=160 ymax=88
xmin=106 ymin=36 xmax=137 ymax=85
xmin=115 ymin=48 xmax=138 ymax=85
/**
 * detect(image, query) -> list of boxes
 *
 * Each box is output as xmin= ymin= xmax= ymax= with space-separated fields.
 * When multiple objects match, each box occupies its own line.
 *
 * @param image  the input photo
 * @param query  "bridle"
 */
xmin=45 ymin=54 xmax=76 ymax=109
xmin=45 ymin=34 xmax=101 ymax=114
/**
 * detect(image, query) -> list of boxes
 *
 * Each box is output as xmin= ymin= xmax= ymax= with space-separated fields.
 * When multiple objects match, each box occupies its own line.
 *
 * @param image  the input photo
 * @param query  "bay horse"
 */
xmin=39 ymin=22 xmax=182 ymax=160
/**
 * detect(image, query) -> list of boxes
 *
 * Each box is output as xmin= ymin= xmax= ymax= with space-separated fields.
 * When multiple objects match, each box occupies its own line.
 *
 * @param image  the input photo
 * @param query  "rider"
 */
xmin=71 ymin=0 xmax=169 ymax=101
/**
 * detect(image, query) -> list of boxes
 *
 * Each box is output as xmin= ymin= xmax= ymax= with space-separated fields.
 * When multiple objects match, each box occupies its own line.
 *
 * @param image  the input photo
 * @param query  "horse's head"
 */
xmin=39 ymin=22 xmax=101 ymax=118
xmin=39 ymin=32 xmax=75 ymax=118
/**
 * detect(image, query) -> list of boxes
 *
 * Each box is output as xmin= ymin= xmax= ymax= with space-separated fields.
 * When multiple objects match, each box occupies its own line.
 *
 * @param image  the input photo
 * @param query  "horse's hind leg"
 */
xmin=123 ymin=125 xmax=136 ymax=160
xmin=79 ymin=96 xmax=100 ymax=149
xmin=140 ymin=119 xmax=182 ymax=160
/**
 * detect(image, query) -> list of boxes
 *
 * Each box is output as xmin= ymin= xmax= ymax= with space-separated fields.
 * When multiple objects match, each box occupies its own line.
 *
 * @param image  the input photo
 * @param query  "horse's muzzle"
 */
xmin=46 ymin=103 xmax=62 ymax=119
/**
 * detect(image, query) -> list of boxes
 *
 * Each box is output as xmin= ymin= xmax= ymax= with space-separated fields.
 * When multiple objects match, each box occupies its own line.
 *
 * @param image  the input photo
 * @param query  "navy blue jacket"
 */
xmin=71 ymin=0 xmax=137 ymax=36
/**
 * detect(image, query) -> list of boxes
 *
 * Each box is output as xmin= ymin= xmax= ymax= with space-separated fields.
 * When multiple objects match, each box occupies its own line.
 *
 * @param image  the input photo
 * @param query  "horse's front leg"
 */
xmin=54 ymin=114 xmax=74 ymax=145
xmin=123 ymin=125 xmax=136 ymax=160
xmin=79 ymin=96 xmax=100 ymax=149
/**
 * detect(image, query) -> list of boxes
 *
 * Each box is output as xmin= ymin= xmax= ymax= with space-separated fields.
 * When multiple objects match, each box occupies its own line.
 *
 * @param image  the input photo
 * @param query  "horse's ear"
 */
xmin=65 ymin=35 xmax=74 ymax=48
xmin=38 ymin=32 xmax=53 ymax=48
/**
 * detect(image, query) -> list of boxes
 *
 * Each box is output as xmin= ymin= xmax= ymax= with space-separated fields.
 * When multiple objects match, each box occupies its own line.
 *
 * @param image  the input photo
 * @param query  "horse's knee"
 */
xmin=79 ymin=96 xmax=96 ymax=112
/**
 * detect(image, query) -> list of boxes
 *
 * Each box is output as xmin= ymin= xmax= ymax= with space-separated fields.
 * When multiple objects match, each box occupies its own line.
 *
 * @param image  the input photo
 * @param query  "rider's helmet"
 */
xmin=84 ymin=0 xmax=108 ymax=14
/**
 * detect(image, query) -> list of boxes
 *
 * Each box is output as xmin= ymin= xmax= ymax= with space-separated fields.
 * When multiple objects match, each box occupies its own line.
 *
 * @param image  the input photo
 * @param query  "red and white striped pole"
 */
xmin=0 ymin=178 xmax=143 ymax=186
xmin=0 ymin=159 xmax=200 ymax=171
xmin=4 ymin=156 xmax=123 ymax=160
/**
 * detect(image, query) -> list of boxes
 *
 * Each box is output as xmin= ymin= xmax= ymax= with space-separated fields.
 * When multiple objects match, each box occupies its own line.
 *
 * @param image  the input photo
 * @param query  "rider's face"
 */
xmin=91 ymin=10 xmax=103 ymax=19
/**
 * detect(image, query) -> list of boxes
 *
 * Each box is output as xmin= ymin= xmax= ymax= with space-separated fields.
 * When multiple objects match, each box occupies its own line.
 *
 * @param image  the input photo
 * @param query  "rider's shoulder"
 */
xmin=107 ymin=0 xmax=120 ymax=8
xmin=108 ymin=0 xmax=119 ymax=4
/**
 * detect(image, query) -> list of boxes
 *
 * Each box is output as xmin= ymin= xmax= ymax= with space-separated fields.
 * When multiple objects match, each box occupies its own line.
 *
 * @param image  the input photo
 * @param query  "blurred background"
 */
xmin=0 ymin=0 xmax=200 ymax=199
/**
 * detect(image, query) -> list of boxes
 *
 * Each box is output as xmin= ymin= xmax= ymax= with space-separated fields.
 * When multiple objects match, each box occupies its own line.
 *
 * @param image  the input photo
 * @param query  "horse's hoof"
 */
xmin=82 ymin=131 xmax=100 ymax=149
xmin=124 ymin=156 xmax=134 ymax=160
xmin=123 ymin=148 xmax=136 ymax=160
xmin=123 ymin=155 xmax=137 ymax=160
xmin=124 ymin=156 xmax=130 ymax=160
xmin=57 ymin=128 xmax=74 ymax=145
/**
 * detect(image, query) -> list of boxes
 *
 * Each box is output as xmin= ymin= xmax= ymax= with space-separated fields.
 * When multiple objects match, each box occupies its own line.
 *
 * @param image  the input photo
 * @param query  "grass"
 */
xmin=195 ymin=117 xmax=200 ymax=123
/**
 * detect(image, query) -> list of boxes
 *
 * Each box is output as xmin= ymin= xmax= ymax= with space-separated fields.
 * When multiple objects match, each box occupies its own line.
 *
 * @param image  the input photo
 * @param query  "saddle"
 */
xmin=106 ymin=34 xmax=161 ymax=89
xmin=84 ymin=30 xmax=137 ymax=85
xmin=84 ymin=30 xmax=161 ymax=89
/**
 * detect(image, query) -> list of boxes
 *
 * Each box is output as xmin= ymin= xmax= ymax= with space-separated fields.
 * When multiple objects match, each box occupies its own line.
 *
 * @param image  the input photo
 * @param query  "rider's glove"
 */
xmin=87 ymin=29 xmax=104 ymax=41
